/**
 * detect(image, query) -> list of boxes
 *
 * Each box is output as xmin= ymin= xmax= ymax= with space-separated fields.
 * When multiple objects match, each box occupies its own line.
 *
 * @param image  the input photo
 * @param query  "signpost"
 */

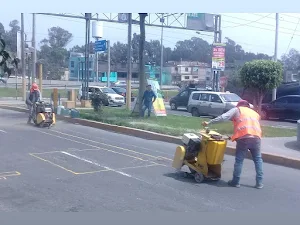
xmin=94 ymin=40 xmax=107 ymax=52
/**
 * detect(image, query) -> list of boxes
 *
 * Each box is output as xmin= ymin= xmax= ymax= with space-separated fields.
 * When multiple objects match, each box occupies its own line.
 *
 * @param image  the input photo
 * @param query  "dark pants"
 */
xmin=142 ymin=102 xmax=152 ymax=117
xmin=232 ymin=137 xmax=263 ymax=185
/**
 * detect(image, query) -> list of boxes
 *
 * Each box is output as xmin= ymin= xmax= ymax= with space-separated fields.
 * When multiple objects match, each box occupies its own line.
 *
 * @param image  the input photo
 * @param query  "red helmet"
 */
xmin=237 ymin=99 xmax=250 ymax=108
xmin=30 ymin=83 xmax=39 ymax=92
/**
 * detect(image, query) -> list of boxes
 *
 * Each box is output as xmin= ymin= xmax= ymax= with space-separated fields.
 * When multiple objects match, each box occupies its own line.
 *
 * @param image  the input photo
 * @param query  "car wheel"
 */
xmin=170 ymin=102 xmax=177 ymax=110
xmin=192 ymin=108 xmax=200 ymax=117
xmin=260 ymin=109 xmax=269 ymax=120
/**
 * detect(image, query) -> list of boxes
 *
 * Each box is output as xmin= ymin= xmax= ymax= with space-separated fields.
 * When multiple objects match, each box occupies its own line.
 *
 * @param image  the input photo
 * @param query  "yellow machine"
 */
xmin=33 ymin=101 xmax=56 ymax=128
xmin=172 ymin=128 xmax=228 ymax=183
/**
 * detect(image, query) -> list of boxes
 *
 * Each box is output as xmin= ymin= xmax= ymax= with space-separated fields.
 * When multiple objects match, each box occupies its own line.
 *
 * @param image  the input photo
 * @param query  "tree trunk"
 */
xmin=138 ymin=13 xmax=148 ymax=116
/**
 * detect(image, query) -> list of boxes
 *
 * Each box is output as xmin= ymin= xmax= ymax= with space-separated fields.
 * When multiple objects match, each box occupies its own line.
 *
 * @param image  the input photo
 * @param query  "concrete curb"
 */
xmin=1 ymin=104 xmax=300 ymax=170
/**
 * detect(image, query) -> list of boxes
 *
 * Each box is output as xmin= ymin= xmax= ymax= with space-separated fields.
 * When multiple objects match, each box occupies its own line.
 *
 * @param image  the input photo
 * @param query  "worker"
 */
xmin=202 ymin=100 xmax=263 ymax=189
xmin=142 ymin=84 xmax=157 ymax=117
xmin=26 ymin=83 xmax=41 ymax=124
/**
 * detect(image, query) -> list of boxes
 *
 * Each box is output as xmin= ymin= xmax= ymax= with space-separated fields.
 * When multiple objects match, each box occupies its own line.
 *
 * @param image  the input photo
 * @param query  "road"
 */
xmin=0 ymin=108 xmax=300 ymax=212
xmin=163 ymin=105 xmax=298 ymax=129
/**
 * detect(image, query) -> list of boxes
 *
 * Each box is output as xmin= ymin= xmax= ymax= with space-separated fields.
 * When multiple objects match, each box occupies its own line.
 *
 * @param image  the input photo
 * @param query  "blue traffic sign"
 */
xmin=94 ymin=40 xmax=107 ymax=52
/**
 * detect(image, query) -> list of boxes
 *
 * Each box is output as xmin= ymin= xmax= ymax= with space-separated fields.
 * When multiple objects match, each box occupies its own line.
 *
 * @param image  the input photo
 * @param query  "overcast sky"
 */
xmin=1 ymin=11 xmax=300 ymax=59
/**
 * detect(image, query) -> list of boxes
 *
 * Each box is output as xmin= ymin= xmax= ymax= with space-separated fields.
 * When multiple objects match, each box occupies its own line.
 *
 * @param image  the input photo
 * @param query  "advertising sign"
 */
xmin=212 ymin=43 xmax=226 ymax=71
xmin=147 ymin=79 xmax=167 ymax=116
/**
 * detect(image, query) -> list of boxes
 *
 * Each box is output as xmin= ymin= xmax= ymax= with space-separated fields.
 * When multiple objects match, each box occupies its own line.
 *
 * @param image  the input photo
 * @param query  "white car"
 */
xmin=78 ymin=85 xmax=125 ymax=107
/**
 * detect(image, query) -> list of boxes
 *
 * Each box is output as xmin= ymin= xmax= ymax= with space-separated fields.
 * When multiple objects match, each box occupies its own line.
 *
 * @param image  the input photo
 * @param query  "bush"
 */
xmin=90 ymin=92 xmax=108 ymax=112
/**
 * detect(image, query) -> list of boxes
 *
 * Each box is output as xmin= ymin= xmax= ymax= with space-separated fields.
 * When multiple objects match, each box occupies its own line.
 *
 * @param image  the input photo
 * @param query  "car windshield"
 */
xmin=220 ymin=93 xmax=241 ymax=102
xmin=101 ymin=88 xmax=116 ymax=94
xmin=114 ymin=88 xmax=126 ymax=92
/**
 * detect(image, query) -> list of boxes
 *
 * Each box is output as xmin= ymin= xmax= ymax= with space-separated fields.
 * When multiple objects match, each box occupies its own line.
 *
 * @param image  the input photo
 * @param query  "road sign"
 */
xmin=212 ymin=43 xmax=226 ymax=71
xmin=118 ymin=13 xmax=128 ymax=23
xmin=94 ymin=40 xmax=107 ymax=52
xmin=186 ymin=13 xmax=214 ymax=32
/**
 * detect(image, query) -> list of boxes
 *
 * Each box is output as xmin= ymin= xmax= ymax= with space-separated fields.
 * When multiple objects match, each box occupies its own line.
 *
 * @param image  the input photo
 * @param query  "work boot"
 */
xmin=227 ymin=180 xmax=240 ymax=188
xmin=255 ymin=183 xmax=264 ymax=189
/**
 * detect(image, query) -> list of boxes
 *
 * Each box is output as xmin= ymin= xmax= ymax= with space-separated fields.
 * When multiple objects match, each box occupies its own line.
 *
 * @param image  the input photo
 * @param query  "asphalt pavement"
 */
xmin=0 ymin=108 xmax=300 ymax=212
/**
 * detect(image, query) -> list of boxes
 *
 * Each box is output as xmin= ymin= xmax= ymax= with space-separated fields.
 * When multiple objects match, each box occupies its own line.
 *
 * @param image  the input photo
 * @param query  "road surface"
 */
xmin=0 ymin=108 xmax=299 ymax=212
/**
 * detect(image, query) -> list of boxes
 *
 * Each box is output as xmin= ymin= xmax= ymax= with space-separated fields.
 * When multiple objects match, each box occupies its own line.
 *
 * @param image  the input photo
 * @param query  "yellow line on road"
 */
xmin=0 ymin=171 xmax=21 ymax=178
xmin=50 ymin=129 xmax=172 ymax=162
xmin=29 ymin=153 xmax=77 ymax=175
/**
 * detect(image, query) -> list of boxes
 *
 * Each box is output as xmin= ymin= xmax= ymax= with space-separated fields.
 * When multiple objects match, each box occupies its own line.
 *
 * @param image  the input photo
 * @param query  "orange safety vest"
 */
xmin=231 ymin=107 xmax=262 ymax=141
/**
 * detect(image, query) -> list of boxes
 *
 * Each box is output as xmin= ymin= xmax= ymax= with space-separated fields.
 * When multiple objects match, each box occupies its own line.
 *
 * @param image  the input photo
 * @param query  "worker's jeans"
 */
xmin=27 ymin=104 xmax=35 ymax=122
xmin=142 ymin=102 xmax=152 ymax=117
xmin=232 ymin=137 xmax=263 ymax=185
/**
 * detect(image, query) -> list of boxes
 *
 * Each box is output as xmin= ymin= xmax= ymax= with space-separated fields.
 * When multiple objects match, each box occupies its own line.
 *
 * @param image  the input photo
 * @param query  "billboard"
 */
xmin=212 ymin=43 xmax=226 ymax=71
xmin=186 ymin=13 xmax=214 ymax=32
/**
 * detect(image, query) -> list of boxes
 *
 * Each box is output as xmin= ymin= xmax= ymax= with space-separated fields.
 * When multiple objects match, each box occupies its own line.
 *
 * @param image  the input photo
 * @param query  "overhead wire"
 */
xmin=285 ymin=18 xmax=300 ymax=55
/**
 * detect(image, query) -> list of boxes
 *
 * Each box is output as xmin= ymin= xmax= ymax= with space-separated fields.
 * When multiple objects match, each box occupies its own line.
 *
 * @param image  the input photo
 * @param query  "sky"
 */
xmin=1 ymin=10 xmax=300 ymax=59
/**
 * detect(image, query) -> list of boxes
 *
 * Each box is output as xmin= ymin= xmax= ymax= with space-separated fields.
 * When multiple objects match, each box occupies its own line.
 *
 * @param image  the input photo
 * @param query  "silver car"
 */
xmin=187 ymin=91 xmax=250 ymax=117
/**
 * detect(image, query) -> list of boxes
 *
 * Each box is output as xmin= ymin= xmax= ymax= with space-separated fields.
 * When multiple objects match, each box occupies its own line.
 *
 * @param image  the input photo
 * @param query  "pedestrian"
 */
xmin=202 ymin=100 xmax=263 ymax=189
xmin=142 ymin=84 xmax=157 ymax=117
xmin=26 ymin=83 xmax=41 ymax=124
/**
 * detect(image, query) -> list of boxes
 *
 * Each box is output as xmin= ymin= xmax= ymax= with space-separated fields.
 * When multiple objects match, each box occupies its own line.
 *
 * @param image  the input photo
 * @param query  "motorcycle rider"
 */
xmin=26 ymin=83 xmax=41 ymax=124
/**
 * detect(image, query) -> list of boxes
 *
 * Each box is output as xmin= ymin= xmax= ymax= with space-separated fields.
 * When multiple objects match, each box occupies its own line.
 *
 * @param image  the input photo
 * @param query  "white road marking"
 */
xmin=61 ymin=151 xmax=152 ymax=185
xmin=0 ymin=129 xmax=7 ymax=133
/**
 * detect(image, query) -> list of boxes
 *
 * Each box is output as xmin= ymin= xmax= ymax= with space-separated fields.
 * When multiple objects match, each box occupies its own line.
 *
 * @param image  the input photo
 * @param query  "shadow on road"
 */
xmin=284 ymin=141 xmax=300 ymax=151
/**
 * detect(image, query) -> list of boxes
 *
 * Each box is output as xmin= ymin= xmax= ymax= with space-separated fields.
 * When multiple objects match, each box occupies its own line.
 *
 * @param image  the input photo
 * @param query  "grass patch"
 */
xmin=0 ymin=87 xmax=71 ymax=98
xmin=79 ymin=107 xmax=297 ymax=137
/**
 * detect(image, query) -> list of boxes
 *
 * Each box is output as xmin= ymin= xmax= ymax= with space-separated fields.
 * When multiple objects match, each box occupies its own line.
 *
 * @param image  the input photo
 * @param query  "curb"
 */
xmin=1 ymin=104 xmax=300 ymax=170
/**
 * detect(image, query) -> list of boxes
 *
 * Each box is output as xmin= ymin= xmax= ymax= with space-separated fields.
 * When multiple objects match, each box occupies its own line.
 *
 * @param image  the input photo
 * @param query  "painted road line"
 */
xmin=60 ymin=128 xmax=175 ymax=157
xmin=50 ymin=129 xmax=173 ymax=162
xmin=36 ymin=130 xmax=165 ymax=167
xmin=0 ymin=171 xmax=21 ymax=178
xmin=76 ymin=163 xmax=166 ymax=175
xmin=61 ymin=151 xmax=153 ymax=185
xmin=0 ymin=129 xmax=7 ymax=133
xmin=29 ymin=153 xmax=78 ymax=175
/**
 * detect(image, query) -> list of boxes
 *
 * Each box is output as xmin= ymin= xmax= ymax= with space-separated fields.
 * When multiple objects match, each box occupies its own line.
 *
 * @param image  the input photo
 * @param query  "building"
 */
xmin=164 ymin=61 xmax=212 ymax=86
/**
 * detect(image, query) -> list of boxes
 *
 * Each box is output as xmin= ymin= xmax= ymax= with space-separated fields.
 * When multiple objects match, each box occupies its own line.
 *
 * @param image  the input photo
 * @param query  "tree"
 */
xmin=38 ymin=27 xmax=72 ymax=80
xmin=0 ymin=36 xmax=19 ymax=81
xmin=281 ymin=48 xmax=300 ymax=72
xmin=239 ymin=60 xmax=283 ymax=113
xmin=138 ymin=13 xmax=148 ymax=116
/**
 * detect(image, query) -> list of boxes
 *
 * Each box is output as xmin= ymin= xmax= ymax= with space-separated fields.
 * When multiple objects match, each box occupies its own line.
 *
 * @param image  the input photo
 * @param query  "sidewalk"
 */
xmin=1 ymin=99 xmax=299 ymax=162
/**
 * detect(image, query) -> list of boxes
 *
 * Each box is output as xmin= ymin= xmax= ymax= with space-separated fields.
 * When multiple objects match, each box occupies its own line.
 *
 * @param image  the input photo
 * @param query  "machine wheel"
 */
xmin=191 ymin=108 xmax=200 ymax=117
xmin=170 ymin=102 xmax=177 ymax=110
xmin=39 ymin=121 xmax=45 ymax=128
xmin=189 ymin=167 xmax=196 ymax=174
xmin=194 ymin=172 xmax=204 ymax=183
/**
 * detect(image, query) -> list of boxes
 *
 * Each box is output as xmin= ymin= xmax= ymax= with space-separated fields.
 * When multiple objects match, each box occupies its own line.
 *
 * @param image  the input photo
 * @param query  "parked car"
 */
xmin=261 ymin=95 xmax=300 ymax=121
xmin=187 ymin=91 xmax=253 ymax=117
xmin=78 ymin=85 xmax=125 ymax=107
xmin=169 ymin=87 xmax=209 ymax=110
xmin=111 ymin=87 xmax=134 ymax=102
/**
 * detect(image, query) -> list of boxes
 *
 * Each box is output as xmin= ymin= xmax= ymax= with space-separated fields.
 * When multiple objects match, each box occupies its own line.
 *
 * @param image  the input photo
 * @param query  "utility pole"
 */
xmin=95 ymin=13 xmax=99 ymax=83
xmin=84 ymin=13 xmax=91 ymax=100
xmin=32 ymin=13 xmax=36 ymax=85
xmin=159 ymin=13 xmax=164 ymax=86
xmin=21 ymin=13 xmax=26 ymax=101
xmin=107 ymin=40 xmax=110 ymax=87
xmin=126 ymin=13 xmax=132 ymax=110
xmin=212 ymin=14 xmax=222 ymax=92
xmin=272 ymin=13 xmax=279 ymax=101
